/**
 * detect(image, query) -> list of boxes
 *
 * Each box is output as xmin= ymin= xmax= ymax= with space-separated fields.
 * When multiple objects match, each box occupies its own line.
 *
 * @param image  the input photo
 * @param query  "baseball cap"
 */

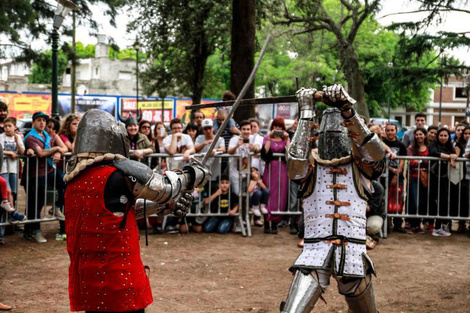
xmin=201 ymin=118 xmax=213 ymax=128
xmin=32 ymin=112 xmax=50 ymax=122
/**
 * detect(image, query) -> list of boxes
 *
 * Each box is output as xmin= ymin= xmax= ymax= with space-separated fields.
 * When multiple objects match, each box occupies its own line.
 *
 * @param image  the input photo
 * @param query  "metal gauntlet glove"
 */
xmin=322 ymin=84 xmax=356 ymax=111
xmin=287 ymin=88 xmax=317 ymax=180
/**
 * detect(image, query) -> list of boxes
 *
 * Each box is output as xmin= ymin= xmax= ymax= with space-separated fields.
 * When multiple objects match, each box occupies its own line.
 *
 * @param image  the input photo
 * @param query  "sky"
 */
xmin=26 ymin=0 xmax=470 ymax=65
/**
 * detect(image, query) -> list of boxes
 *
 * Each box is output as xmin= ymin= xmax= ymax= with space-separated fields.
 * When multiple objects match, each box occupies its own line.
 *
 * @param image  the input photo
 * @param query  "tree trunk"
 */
xmin=339 ymin=42 xmax=369 ymax=119
xmin=190 ymin=9 xmax=211 ymax=106
xmin=191 ymin=52 xmax=207 ymax=105
xmin=230 ymin=0 xmax=256 ymax=123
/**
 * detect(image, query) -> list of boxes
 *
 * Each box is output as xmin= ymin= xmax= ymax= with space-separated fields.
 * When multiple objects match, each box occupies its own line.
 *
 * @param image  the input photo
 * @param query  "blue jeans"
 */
xmin=203 ymin=216 xmax=234 ymax=234
xmin=1 ymin=173 xmax=18 ymax=194
xmin=407 ymin=177 xmax=428 ymax=228
xmin=249 ymin=188 xmax=270 ymax=206
xmin=0 ymin=210 xmax=5 ymax=241
xmin=23 ymin=169 xmax=65 ymax=236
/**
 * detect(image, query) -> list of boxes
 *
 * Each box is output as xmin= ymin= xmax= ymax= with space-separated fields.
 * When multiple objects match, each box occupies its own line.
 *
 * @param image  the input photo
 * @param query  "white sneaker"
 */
xmin=32 ymin=233 xmax=47 ymax=243
xmin=432 ymin=228 xmax=451 ymax=237
xmin=251 ymin=207 xmax=261 ymax=217
xmin=1 ymin=201 xmax=15 ymax=213
xmin=260 ymin=205 xmax=268 ymax=215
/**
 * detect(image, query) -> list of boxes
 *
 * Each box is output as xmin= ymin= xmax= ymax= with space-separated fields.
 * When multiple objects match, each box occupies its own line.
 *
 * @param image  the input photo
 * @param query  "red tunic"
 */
xmin=65 ymin=165 xmax=153 ymax=312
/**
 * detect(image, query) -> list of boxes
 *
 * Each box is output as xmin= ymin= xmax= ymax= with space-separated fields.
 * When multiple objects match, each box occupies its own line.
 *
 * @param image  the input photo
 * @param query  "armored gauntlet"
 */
xmin=287 ymin=88 xmax=317 ymax=180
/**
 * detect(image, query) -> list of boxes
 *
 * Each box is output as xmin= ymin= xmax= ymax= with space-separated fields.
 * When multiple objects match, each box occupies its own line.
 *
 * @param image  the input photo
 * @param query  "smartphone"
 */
xmin=159 ymin=127 xmax=165 ymax=137
xmin=243 ymin=138 xmax=250 ymax=143
xmin=273 ymin=130 xmax=284 ymax=137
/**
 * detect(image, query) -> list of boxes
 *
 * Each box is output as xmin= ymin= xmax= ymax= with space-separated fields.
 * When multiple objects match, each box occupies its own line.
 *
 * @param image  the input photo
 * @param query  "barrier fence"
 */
xmin=383 ymin=155 xmax=470 ymax=237
xmin=2 ymin=153 xmax=469 ymax=239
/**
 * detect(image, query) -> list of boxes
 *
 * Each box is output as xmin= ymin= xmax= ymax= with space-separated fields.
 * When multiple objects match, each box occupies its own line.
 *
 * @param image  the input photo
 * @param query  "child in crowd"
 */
xmin=203 ymin=174 xmax=239 ymax=234
xmin=0 ymin=117 xmax=26 ymax=225
xmin=0 ymin=117 xmax=25 ymax=205
xmin=248 ymin=167 xmax=270 ymax=227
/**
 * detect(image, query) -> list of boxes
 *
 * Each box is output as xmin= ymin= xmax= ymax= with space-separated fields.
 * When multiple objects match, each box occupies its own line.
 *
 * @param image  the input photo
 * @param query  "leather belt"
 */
xmin=326 ymin=213 xmax=351 ymax=221
xmin=328 ymin=168 xmax=348 ymax=175
xmin=327 ymin=184 xmax=347 ymax=189
xmin=326 ymin=200 xmax=351 ymax=206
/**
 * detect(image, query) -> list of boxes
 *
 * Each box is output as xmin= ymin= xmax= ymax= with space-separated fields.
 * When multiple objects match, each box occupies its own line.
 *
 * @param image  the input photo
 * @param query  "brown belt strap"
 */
xmin=327 ymin=184 xmax=347 ymax=189
xmin=326 ymin=200 xmax=351 ymax=206
xmin=328 ymin=168 xmax=348 ymax=175
xmin=325 ymin=213 xmax=351 ymax=221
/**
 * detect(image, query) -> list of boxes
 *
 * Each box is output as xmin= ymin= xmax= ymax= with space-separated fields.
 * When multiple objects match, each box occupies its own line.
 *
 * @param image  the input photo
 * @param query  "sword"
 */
xmin=185 ymin=95 xmax=297 ymax=110
xmin=199 ymin=34 xmax=272 ymax=165
xmin=185 ymin=92 xmax=326 ymax=111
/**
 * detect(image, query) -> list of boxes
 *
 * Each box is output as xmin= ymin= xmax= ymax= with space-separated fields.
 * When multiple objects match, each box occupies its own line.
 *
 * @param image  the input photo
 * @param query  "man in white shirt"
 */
xmin=163 ymin=118 xmax=195 ymax=170
xmin=228 ymin=120 xmax=260 ymax=195
xmin=249 ymin=118 xmax=264 ymax=175
xmin=402 ymin=113 xmax=426 ymax=148
xmin=195 ymin=118 xmax=225 ymax=181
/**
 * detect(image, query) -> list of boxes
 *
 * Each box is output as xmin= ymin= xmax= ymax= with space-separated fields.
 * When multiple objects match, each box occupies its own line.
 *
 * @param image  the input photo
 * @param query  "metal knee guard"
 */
xmin=344 ymin=276 xmax=378 ymax=313
xmin=280 ymin=271 xmax=323 ymax=313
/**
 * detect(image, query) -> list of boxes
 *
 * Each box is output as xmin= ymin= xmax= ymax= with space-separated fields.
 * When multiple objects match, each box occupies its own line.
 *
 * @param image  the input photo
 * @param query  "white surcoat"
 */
xmin=293 ymin=160 xmax=374 ymax=277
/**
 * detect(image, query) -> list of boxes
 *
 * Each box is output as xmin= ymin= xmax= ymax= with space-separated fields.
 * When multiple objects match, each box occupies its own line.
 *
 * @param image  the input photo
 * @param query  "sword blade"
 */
xmin=185 ymin=95 xmax=297 ymax=110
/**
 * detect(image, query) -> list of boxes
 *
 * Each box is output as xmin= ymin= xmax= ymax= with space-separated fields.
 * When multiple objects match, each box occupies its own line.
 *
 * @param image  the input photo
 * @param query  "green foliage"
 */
xmin=129 ymin=0 xmax=232 ymax=103
xmin=379 ymin=0 xmax=470 ymax=115
xmin=28 ymin=49 xmax=68 ymax=84
xmin=202 ymin=51 xmax=231 ymax=99
xmin=0 ymin=0 xmax=128 ymax=60
xmin=75 ymin=42 xmax=95 ymax=59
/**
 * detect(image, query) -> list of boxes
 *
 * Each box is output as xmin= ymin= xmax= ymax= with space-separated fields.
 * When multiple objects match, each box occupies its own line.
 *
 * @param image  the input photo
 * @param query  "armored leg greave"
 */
xmin=344 ymin=275 xmax=378 ymax=313
xmin=280 ymin=271 xmax=323 ymax=313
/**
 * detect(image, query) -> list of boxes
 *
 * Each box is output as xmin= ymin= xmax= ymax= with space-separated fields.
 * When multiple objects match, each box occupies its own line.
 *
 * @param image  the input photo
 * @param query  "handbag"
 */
xmin=419 ymin=170 xmax=428 ymax=188
xmin=387 ymin=184 xmax=403 ymax=214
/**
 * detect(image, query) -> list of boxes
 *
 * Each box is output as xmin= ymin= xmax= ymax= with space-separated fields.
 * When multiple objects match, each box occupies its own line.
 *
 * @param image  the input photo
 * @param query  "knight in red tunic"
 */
xmin=64 ymin=109 xmax=209 ymax=313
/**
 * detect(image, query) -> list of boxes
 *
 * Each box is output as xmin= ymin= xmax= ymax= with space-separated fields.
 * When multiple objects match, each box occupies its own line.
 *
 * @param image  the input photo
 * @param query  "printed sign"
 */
xmin=175 ymin=98 xmax=219 ymax=123
xmin=0 ymin=93 xmax=52 ymax=119
xmin=120 ymin=98 xmax=174 ymax=123
xmin=59 ymin=95 xmax=117 ymax=116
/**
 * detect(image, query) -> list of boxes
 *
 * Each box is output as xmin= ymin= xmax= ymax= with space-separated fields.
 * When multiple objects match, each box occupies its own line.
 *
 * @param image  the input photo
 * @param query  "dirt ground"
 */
xmin=0 ymin=222 xmax=469 ymax=313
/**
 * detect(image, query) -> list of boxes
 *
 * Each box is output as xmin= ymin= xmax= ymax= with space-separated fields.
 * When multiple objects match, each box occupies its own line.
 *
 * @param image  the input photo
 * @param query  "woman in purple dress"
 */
xmin=261 ymin=117 xmax=290 ymax=234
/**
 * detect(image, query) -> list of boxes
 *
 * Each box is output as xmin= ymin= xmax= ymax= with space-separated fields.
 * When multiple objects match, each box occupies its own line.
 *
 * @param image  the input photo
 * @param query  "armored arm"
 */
xmin=287 ymin=88 xmax=317 ymax=180
xmin=342 ymin=109 xmax=385 ymax=163
xmin=114 ymin=159 xmax=210 ymax=215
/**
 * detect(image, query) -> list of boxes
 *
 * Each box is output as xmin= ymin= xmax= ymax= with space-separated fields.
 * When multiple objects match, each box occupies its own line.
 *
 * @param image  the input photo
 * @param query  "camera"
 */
xmin=273 ymin=130 xmax=284 ymax=137
xmin=243 ymin=138 xmax=250 ymax=143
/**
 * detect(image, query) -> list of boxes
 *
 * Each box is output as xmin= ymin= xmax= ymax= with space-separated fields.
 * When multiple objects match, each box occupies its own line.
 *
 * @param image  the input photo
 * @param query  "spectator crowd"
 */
xmin=0 ymin=95 xmax=469 ymax=248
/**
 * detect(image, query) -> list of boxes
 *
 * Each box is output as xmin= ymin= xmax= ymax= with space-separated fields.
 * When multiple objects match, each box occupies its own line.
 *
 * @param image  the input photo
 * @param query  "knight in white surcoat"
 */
xmin=281 ymin=85 xmax=385 ymax=313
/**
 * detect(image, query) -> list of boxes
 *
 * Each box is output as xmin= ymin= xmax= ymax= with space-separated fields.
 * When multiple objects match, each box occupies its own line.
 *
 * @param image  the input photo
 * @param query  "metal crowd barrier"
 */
xmin=0 ymin=154 xmax=67 ymax=228
xmin=383 ymin=155 xmax=470 ymax=237
xmin=4 ymin=152 xmax=469 ymax=240
xmin=144 ymin=153 xmax=250 ymax=236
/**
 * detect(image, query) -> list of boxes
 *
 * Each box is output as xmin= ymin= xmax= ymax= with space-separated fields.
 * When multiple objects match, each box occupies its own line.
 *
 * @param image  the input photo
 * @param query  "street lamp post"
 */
xmin=133 ymin=39 xmax=140 ymax=115
xmin=438 ymin=55 xmax=446 ymax=127
xmin=51 ymin=0 xmax=78 ymax=118
xmin=387 ymin=62 xmax=393 ymax=122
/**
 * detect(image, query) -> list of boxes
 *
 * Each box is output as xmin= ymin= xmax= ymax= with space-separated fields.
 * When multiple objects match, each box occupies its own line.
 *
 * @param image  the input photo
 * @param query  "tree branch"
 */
xmin=340 ymin=0 xmax=355 ymax=12
xmin=293 ymin=24 xmax=332 ymax=35
xmin=348 ymin=0 xmax=380 ymax=43
xmin=380 ymin=8 xmax=470 ymax=20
